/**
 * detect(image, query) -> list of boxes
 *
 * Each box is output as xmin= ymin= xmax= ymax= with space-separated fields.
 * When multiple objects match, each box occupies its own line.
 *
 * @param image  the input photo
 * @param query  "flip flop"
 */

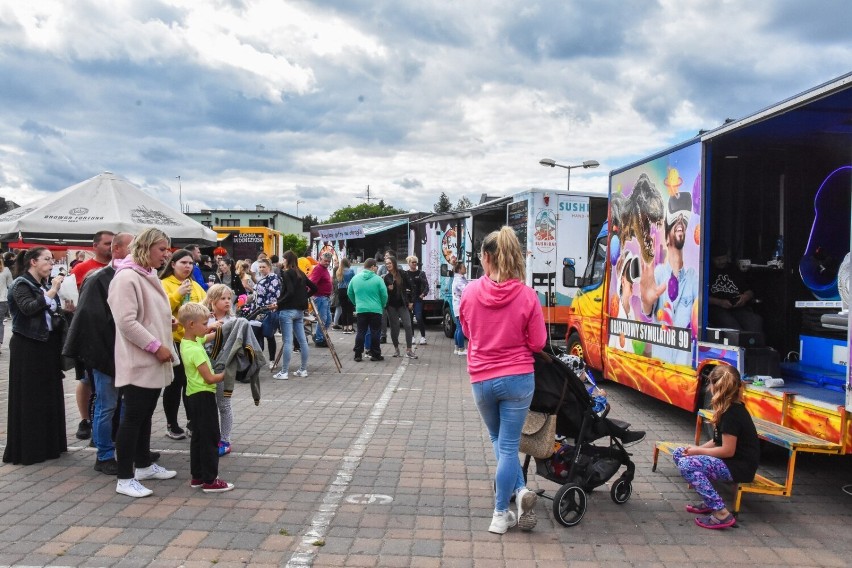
xmin=695 ymin=513 xmax=736 ymax=529
xmin=686 ymin=503 xmax=713 ymax=514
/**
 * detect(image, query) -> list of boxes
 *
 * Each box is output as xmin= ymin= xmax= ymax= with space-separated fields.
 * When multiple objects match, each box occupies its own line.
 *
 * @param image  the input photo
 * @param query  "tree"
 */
xmin=302 ymin=214 xmax=319 ymax=232
xmin=325 ymin=202 xmax=406 ymax=224
xmin=453 ymin=196 xmax=473 ymax=211
xmin=281 ymin=234 xmax=308 ymax=257
xmin=434 ymin=192 xmax=452 ymax=213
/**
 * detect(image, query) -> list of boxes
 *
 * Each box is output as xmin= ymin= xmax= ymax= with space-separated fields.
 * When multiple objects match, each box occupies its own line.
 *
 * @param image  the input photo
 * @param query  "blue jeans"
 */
xmin=313 ymin=296 xmax=331 ymax=343
xmin=92 ymin=369 xmax=119 ymax=461
xmin=412 ymin=299 xmax=426 ymax=337
xmin=278 ymin=309 xmax=309 ymax=372
xmin=471 ymin=373 xmax=535 ymax=512
xmin=454 ymin=316 xmax=466 ymax=349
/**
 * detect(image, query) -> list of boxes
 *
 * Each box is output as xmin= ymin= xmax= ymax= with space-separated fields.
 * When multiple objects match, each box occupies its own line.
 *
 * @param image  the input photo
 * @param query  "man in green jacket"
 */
xmin=347 ymin=258 xmax=388 ymax=362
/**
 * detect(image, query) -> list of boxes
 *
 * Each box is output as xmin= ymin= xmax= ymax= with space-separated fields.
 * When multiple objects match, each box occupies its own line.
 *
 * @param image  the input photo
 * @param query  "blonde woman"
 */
xmin=202 ymin=284 xmax=236 ymax=456
xmin=459 ymin=226 xmax=547 ymax=534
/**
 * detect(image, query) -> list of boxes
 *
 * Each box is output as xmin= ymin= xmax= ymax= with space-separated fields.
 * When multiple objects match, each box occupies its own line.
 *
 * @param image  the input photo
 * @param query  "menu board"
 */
xmin=508 ymin=200 xmax=528 ymax=243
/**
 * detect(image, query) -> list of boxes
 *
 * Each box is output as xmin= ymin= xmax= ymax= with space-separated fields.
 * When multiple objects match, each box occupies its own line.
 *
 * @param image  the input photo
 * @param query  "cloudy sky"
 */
xmin=1 ymin=0 xmax=850 ymax=221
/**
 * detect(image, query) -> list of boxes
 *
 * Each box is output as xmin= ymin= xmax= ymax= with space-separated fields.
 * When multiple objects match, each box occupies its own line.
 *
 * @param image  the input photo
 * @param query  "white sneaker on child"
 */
xmin=488 ymin=510 xmax=517 ymax=534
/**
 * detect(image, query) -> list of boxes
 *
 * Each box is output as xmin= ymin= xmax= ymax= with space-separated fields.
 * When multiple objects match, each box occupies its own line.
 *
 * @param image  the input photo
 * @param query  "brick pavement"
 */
xmin=1 ymin=317 xmax=851 ymax=567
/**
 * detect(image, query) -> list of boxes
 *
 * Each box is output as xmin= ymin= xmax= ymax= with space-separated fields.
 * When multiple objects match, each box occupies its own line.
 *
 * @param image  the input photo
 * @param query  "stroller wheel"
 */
xmin=552 ymin=483 xmax=586 ymax=527
xmin=610 ymin=478 xmax=632 ymax=504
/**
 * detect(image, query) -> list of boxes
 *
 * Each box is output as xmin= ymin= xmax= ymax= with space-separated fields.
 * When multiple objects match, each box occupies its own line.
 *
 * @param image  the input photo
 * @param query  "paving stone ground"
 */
xmin=1 ymin=318 xmax=851 ymax=567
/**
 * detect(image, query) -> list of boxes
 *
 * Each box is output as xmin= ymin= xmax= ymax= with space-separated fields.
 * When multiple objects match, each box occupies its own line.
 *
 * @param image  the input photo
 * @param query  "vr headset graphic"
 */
xmin=666 ymin=192 xmax=692 ymax=229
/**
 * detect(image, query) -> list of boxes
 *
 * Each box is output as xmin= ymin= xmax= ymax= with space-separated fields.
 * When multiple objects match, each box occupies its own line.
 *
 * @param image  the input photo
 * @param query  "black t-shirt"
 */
xmin=712 ymin=402 xmax=760 ymax=482
xmin=709 ymin=263 xmax=752 ymax=303
xmin=383 ymin=273 xmax=410 ymax=308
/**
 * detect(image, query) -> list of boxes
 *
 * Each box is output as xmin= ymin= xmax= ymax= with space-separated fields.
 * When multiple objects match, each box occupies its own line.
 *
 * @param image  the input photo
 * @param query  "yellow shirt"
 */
xmin=161 ymin=275 xmax=206 ymax=342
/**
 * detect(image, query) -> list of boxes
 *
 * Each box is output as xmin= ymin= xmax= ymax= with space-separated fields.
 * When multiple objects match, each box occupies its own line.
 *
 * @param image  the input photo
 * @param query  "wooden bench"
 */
xmin=652 ymin=409 xmax=842 ymax=513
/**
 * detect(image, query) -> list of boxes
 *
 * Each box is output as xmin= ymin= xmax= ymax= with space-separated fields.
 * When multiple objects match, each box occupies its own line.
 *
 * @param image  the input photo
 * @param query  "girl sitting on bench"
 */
xmin=672 ymin=365 xmax=760 ymax=529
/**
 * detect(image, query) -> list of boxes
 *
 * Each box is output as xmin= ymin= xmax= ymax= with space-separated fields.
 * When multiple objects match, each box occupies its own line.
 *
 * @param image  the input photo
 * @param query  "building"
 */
xmin=186 ymin=205 xmax=304 ymax=236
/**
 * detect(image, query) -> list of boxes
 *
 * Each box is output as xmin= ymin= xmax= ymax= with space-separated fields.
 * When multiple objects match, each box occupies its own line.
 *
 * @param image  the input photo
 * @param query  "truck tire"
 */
xmin=567 ymin=331 xmax=584 ymax=359
xmin=443 ymin=305 xmax=456 ymax=338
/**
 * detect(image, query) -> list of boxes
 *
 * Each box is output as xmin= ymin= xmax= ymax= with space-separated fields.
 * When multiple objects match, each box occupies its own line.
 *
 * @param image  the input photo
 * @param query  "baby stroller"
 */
xmin=524 ymin=347 xmax=636 ymax=527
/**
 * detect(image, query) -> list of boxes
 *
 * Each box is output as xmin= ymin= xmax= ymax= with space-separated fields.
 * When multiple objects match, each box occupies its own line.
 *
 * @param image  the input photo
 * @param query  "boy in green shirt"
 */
xmin=177 ymin=302 xmax=234 ymax=493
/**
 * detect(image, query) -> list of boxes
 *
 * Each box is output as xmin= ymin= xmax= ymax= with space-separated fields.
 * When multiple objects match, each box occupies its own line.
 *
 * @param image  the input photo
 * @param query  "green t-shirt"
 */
xmin=180 ymin=336 xmax=217 ymax=396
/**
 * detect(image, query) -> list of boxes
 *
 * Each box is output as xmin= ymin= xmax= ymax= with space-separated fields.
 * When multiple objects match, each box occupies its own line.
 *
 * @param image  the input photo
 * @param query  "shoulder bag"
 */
xmin=519 ymin=376 xmax=568 ymax=459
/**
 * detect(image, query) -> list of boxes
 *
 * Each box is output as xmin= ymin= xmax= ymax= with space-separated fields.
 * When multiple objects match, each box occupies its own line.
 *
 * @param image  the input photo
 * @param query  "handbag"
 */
xmin=519 ymin=375 xmax=568 ymax=459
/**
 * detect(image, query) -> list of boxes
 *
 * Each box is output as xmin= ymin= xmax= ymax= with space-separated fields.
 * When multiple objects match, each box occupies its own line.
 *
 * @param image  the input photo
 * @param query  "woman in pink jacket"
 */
xmin=460 ymin=226 xmax=547 ymax=535
xmin=108 ymin=228 xmax=179 ymax=498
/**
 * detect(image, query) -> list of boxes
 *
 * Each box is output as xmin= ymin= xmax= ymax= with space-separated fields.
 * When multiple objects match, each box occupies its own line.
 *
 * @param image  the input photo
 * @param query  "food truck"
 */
xmin=566 ymin=73 xmax=852 ymax=448
xmin=409 ymin=189 xmax=607 ymax=337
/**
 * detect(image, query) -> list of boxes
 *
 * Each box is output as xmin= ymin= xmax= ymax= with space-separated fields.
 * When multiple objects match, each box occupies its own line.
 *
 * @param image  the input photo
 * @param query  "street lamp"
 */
xmin=539 ymin=158 xmax=600 ymax=191
xmin=296 ymin=200 xmax=304 ymax=216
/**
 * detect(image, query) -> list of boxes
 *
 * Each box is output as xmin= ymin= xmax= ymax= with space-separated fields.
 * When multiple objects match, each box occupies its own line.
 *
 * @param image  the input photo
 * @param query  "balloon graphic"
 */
xmin=691 ymin=300 xmax=699 ymax=339
xmin=619 ymin=333 xmax=626 ymax=348
xmin=610 ymin=294 xmax=620 ymax=317
xmin=237 ymin=294 xmax=247 ymax=307
xmin=668 ymin=273 xmax=679 ymax=301
xmin=694 ymin=224 xmax=701 ymax=246
xmin=632 ymin=339 xmax=645 ymax=355
xmin=692 ymin=175 xmax=701 ymax=213
xmin=610 ymin=235 xmax=621 ymax=265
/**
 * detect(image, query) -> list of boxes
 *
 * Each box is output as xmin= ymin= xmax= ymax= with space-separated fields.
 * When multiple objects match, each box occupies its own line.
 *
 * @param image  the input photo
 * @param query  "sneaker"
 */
xmin=393 ymin=349 xmax=401 ymax=357
xmin=304 ymin=314 xmax=316 ymax=322
xmin=202 ymin=478 xmax=235 ymax=493
xmin=331 ymin=325 xmax=343 ymax=330
xmin=516 ymin=488 xmax=538 ymax=531
xmin=76 ymin=419 xmax=92 ymax=440
xmin=686 ymin=503 xmax=713 ymax=514
xmin=354 ymin=354 xmax=362 ymax=362
xmin=274 ymin=371 xmax=289 ymax=380
xmin=94 ymin=458 xmax=119 ymax=476
xmin=218 ymin=441 xmax=231 ymax=457
xmin=165 ymin=424 xmax=186 ymax=440
xmin=406 ymin=350 xmax=418 ymax=359
xmin=452 ymin=348 xmax=459 ymax=355
xmin=190 ymin=478 xmax=204 ymax=489
xmin=370 ymin=354 xmax=384 ymax=361
xmin=457 ymin=349 xmax=468 ymax=356
xmin=293 ymin=369 xmax=308 ymax=378
xmin=268 ymin=361 xmax=275 ymax=371
xmin=135 ymin=463 xmax=177 ymax=481
xmin=695 ymin=513 xmax=736 ymax=529
xmin=488 ymin=510 xmax=517 ymax=534
xmin=313 ymin=340 xmax=328 ymax=348
xmin=419 ymin=337 xmax=427 ymax=345
xmin=116 ymin=478 xmax=153 ymax=498
xmin=619 ymin=430 xmax=646 ymax=447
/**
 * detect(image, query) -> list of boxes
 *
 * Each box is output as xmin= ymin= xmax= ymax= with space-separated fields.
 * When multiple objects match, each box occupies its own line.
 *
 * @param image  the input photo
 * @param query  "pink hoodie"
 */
xmin=459 ymin=276 xmax=547 ymax=383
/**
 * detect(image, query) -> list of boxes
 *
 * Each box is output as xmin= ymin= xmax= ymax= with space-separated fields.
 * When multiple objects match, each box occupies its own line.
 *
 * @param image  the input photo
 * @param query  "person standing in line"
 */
xmin=184 ymin=244 xmax=209 ymax=292
xmin=3 ymin=248 xmax=70 ymax=465
xmin=383 ymin=256 xmax=417 ymax=359
xmin=70 ymin=230 xmax=114 ymax=441
xmin=405 ymin=255 xmax=430 ymax=344
xmin=214 ymin=257 xmax=246 ymax=300
xmin=673 ymin=365 xmax=759 ymax=530
xmin=70 ymin=250 xmax=86 ymax=269
xmin=460 ymin=227 xmax=547 ymax=534
xmin=451 ymin=261 xmax=469 ymax=356
xmin=63 ymin=232 xmax=135 ymax=475
xmin=0 ymin=255 xmax=14 ymax=352
xmin=178 ymin=302 xmax=235 ymax=493
xmin=269 ymin=250 xmax=317 ymax=380
xmin=336 ymin=258 xmax=355 ymax=333
xmin=108 ymin=228 xmax=178 ymax=497
xmin=252 ymin=258 xmax=281 ymax=369
xmin=250 ymin=251 xmax=268 ymax=281
xmin=308 ymin=252 xmax=333 ymax=347
xmin=160 ymin=249 xmax=207 ymax=440
xmin=348 ymin=258 xmax=388 ymax=362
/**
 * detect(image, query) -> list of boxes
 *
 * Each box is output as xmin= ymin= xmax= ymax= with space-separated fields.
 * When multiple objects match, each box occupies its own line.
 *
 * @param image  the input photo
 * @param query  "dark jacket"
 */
xmin=407 ymin=269 xmax=429 ymax=299
xmin=63 ymin=265 xmax=117 ymax=377
xmin=8 ymin=272 xmax=54 ymax=342
xmin=383 ymin=272 xmax=412 ymax=308
xmin=276 ymin=268 xmax=317 ymax=311
xmin=216 ymin=271 xmax=246 ymax=297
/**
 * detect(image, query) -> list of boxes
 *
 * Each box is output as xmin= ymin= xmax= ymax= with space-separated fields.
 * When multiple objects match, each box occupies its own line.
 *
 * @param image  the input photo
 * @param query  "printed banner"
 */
xmin=318 ymin=225 xmax=365 ymax=240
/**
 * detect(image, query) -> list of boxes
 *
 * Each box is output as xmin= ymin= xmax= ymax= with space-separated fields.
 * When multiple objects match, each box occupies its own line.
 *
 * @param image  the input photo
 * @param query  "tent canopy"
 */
xmin=0 ymin=172 xmax=217 ymax=246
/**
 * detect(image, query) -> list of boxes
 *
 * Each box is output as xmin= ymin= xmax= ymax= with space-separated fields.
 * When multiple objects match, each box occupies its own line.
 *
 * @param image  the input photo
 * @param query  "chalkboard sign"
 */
xmin=508 ymin=200 xmax=528 ymax=243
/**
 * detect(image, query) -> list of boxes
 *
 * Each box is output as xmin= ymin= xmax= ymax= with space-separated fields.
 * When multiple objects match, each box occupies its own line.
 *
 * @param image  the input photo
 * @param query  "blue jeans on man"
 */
xmin=92 ymin=368 xmax=119 ymax=462
xmin=313 ymin=295 xmax=331 ymax=344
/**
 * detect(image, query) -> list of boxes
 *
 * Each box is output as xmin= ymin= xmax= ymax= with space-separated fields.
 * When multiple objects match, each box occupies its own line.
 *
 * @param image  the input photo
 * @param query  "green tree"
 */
xmin=453 ymin=196 xmax=473 ymax=211
xmin=325 ymin=202 xmax=406 ymax=224
xmin=434 ymin=192 xmax=452 ymax=213
xmin=302 ymin=214 xmax=319 ymax=232
xmin=281 ymin=234 xmax=308 ymax=256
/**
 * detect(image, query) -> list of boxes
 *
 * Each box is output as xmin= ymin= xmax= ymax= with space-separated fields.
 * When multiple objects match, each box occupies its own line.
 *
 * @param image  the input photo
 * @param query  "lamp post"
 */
xmin=296 ymin=200 xmax=304 ymax=216
xmin=176 ymin=175 xmax=182 ymax=212
xmin=539 ymin=158 xmax=600 ymax=191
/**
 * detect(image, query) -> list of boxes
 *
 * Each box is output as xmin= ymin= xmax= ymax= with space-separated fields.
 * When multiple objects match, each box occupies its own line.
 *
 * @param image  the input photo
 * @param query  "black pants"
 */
xmin=354 ymin=312 xmax=382 ymax=357
xmin=115 ymin=385 xmax=160 ymax=479
xmin=252 ymin=323 xmax=277 ymax=361
xmin=187 ymin=391 xmax=220 ymax=483
xmin=162 ymin=343 xmax=189 ymax=428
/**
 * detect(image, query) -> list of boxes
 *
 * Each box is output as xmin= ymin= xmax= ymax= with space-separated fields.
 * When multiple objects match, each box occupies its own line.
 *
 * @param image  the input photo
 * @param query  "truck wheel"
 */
xmin=567 ymin=331 xmax=584 ymax=359
xmin=443 ymin=306 xmax=456 ymax=338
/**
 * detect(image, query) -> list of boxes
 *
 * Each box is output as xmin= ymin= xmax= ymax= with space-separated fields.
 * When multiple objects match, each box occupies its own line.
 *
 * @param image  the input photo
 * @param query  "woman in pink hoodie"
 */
xmin=460 ymin=226 xmax=547 ymax=535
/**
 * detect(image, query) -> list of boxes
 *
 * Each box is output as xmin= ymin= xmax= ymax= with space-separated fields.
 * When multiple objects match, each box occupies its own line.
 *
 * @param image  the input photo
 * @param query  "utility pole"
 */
xmin=176 ymin=175 xmax=183 ymax=212
xmin=357 ymin=185 xmax=381 ymax=204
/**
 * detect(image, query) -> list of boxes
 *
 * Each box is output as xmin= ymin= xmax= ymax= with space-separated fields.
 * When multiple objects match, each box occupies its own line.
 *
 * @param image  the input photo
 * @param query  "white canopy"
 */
xmin=0 ymin=172 xmax=218 ymax=246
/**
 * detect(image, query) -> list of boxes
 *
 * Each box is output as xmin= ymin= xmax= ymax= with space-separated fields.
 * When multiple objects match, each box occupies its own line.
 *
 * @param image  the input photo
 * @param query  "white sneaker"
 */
xmin=516 ymin=487 xmax=538 ymax=531
xmin=268 ymin=361 xmax=275 ymax=370
xmin=116 ymin=478 xmax=153 ymax=498
xmin=293 ymin=369 xmax=308 ymax=378
xmin=457 ymin=349 xmax=467 ymax=356
xmin=135 ymin=463 xmax=177 ymax=480
xmin=488 ymin=510 xmax=517 ymax=534
xmin=419 ymin=337 xmax=427 ymax=345
xmin=274 ymin=371 xmax=289 ymax=380
xmin=452 ymin=348 xmax=459 ymax=355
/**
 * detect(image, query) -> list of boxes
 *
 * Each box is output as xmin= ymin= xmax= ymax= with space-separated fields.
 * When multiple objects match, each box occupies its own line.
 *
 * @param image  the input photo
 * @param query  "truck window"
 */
xmin=582 ymin=236 xmax=607 ymax=286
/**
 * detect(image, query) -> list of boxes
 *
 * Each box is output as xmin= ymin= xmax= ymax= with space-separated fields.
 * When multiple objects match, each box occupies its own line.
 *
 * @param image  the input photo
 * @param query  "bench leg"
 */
xmin=733 ymin=484 xmax=743 ymax=514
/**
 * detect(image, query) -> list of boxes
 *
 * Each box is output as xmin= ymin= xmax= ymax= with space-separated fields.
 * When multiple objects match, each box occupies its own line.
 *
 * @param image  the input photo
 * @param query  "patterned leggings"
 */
xmin=672 ymin=447 xmax=733 ymax=511
xmin=215 ymin=382 xmax=233 ymax=443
